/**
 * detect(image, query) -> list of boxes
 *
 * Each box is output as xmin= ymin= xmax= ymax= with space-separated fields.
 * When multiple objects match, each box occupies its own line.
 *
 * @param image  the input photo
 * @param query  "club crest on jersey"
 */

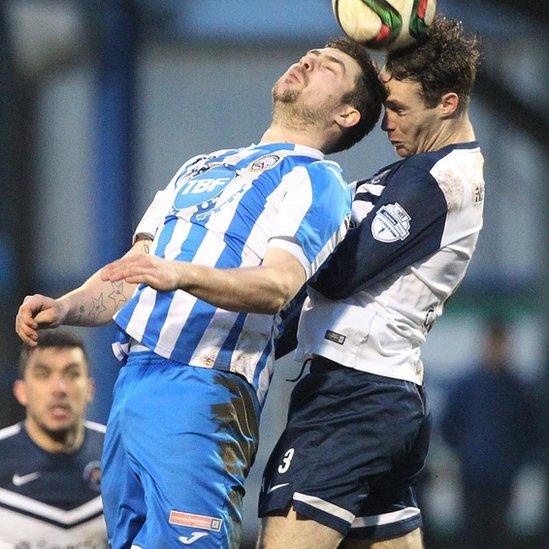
xmin=371 ymin=203 xmax=411 ymax=243
xmin=249 ymin=154 xmax=281 ymax=172
xmin=83 ymin=461 xmax=102 ymax=491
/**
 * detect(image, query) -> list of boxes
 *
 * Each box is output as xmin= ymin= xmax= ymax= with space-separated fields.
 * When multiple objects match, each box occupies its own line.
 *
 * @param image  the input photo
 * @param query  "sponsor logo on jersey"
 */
xmin=179 ymin=532 xmax=209 ymax=544
xmin=12 ymin=471 xmax=40 ymax=486
xmin=249 ymin=154 xmax=281 ymax=171
xmin=83 ymin=460 xmax=102 ymax=491
xmin=324 ymin=330 xmax=346 ymax=345
xmin=174 ymin=165 xmax=235 ymax=210
xmin=169 ymin=511 xmax=223 ymax=532
xmin=371 ymin=203 xmax=411 ymax=243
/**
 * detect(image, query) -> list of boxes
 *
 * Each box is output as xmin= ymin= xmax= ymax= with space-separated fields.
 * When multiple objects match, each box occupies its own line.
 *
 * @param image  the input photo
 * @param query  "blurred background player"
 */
xmin=258 ymin=17 xmax=483 ymax=549
xmin=441 ymin=319 xmax=537 ymax=549
xmin=16 ymin=38 xmax=385 ymax=547
xmin=0 ymin=330 xmax=107 ymax=546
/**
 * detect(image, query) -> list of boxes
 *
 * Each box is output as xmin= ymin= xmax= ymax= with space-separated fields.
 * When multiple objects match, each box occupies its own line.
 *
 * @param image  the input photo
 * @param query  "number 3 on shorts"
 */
xmin=277 ymin=448 xmax=294 ymax=474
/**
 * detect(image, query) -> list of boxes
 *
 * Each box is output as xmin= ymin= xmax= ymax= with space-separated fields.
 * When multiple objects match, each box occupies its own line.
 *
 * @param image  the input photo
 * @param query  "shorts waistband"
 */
xmin=310 ymin=356 xmax=421 ymax=389
xmin=128 ymin=339 xmax=151 ymax=354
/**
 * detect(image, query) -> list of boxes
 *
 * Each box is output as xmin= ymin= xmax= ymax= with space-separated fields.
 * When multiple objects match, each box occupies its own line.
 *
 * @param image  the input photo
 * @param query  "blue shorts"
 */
xmin=258 ymin=357 xmax=431 ymax=541
xmin=102 ymin=351 xmax=259 ymax=549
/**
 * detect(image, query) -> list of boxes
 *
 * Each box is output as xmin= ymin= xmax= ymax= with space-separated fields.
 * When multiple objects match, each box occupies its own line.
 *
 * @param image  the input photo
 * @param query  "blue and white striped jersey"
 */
xmin=113 ymin=142 xmax=351 ymax=405
xmin=294 ymin=142 xmax=485 ymax=384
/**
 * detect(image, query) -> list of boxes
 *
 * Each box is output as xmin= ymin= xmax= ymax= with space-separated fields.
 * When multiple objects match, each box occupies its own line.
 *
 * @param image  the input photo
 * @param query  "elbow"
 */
xmin=265 ymin=294 xmax=287 ymax=315
xmin=266 ymin=284 xmax=296 ymax=314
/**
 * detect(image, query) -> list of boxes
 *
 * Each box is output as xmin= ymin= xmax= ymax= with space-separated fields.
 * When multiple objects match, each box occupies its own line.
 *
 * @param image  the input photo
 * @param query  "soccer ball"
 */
xmin=332 ymin=0 xmax=437 ymax=52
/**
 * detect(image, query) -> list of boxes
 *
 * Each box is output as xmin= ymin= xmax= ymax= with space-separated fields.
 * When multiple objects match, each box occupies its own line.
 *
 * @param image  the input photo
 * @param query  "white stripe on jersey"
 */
xmin=0 ymin=489 xmax=103 ymax=525
xmin=124 ymin=286 xmax=158 ymax=343
xmin=0 ymin=423 xmax=21 ymax=440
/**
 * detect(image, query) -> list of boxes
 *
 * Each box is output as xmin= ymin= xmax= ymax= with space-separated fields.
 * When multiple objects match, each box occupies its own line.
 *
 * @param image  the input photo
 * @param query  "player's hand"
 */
xmin=15 ymin=294 xmax=65 ymax=346
xmin=101 ymin=254 xmax=183 ymax=293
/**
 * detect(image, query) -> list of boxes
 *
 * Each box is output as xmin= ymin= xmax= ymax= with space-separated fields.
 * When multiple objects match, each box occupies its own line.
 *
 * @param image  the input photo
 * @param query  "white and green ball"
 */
xmin=332 ymin=0 xmax=437 ymax=52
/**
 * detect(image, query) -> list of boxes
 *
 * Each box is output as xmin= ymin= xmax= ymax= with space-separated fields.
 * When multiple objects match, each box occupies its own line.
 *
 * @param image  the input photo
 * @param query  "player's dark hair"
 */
xmin=326 ymin=37 xmax=386 ymax=153
xmin=19 ymin=330 xmax=89 ymax=377
xmin=385 ymin=16 xmax=480 ymax=114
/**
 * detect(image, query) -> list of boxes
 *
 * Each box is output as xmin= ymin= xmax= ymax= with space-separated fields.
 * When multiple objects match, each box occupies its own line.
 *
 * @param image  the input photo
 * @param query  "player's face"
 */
xmin=14 ymin=347 xmax=93 ymax=440
xmin=272 ymin=47 xmax=362 ymax=124
xmin=380 ymin=71 xmax=441 ymax=157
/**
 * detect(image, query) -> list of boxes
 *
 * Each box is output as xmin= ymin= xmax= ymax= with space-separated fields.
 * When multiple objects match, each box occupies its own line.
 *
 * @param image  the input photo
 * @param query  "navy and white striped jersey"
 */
xmin=113 ymin=142 xmax=351 ymax=405
xmin=0 ymin=421 xmax=107 ymax=547
xmin=295 ymin=142 xmax=485 ymax=384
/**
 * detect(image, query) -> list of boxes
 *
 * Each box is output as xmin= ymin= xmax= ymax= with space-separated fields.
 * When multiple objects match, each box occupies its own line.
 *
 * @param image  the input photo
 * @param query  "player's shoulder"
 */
xmin=0 ymin=422 xmax=23 ymax=445
xmin=80 ymin=421 xmax=106 ymax=459
xmin=84 ymin=420 xmax=107 ymax=434
xmin=401 ymin=141 xmax=482 ymax=177
xmin=0 ymin=423 xmax=27 ymax=472
xmin=84 ymin=420 xmax=106 ymax=443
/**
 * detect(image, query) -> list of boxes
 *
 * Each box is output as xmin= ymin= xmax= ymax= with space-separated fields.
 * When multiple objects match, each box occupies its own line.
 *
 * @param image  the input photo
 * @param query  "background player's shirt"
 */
xmin=113 ymin=142 xmax=351 ymax=405
xmin=0 ymin=421 xmax=107 ymax=548
xmin=295 ymin=142 xmax=485 ymax=384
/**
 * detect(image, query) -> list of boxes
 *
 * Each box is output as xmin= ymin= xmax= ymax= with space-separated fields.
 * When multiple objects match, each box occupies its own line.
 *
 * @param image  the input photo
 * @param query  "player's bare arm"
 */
xmin=16 ymin=238 xmax=152 ymax=346
xmin=101 ymin=247 xmax=307 ymax=314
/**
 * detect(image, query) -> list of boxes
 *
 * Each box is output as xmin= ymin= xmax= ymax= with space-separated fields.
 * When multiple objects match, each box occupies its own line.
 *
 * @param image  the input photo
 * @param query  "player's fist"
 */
xmin=15 ymin=294 xmax=64 ymax=346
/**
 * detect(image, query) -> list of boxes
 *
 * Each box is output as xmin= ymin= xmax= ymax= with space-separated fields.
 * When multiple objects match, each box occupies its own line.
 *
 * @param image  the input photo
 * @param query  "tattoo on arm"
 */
xmin=88 ymin=294 xmax=108 ymax=322
xmin=143 ymin=244 xmax=150 ymax=254
xmin=108 ymin=280 xmax=129 ymax=309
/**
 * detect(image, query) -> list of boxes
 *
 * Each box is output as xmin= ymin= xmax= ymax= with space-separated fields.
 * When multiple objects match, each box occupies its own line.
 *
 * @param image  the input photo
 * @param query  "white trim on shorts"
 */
xmin=350 ymin=506 xmax=420 ymax=529
xmin=293 ymin=492 xmax=355 ymax=524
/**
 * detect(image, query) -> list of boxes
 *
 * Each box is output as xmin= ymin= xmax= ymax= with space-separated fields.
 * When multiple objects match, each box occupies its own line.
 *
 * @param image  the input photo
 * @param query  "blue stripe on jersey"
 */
xmin=154 ymin=214 xmax=178 ymax=257
xmin=214 ymin=312 xmax=247 ymax=370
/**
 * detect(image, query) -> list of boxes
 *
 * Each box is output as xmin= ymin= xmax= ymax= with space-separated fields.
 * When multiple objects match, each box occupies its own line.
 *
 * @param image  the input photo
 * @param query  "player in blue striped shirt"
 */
xmin=16 ymin=38 xmax=386 ymax=548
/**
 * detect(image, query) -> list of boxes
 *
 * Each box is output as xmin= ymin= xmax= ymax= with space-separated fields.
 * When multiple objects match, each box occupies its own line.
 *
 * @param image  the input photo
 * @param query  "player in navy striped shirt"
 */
xmin=16 ymin=38 xmax=386 ymax=548
xmin=258 ymin=18 xmax=484 ymax=549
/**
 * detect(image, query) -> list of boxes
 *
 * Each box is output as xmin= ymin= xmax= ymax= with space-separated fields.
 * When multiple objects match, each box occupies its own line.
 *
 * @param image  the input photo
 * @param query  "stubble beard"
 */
xmin=32 ymin=411 xmax=79 ymax=447
xmin=272 ymin=82 xmax=333 ymax=131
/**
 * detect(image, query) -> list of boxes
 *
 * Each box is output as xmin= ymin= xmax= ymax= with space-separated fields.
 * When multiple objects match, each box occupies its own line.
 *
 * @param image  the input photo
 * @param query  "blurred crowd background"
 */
xmin=0 ymin=1 xmax=546 ymax=547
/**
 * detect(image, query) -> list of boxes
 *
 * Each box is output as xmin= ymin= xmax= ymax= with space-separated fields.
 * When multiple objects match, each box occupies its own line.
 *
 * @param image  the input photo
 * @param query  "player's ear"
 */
xmin=335 ymin=106 xmax=361 ymax=129
xmin=86 ymin=377 xmax=95 ymax=404
xmin=13 ymin=380 xmax=28 ymax=407
xmin=440 ymin=92 xmax=459 ymax=117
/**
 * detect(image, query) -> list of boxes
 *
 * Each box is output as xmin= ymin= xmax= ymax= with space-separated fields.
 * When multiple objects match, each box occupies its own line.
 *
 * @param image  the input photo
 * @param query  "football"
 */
xmin=332 ymin=0 xmax=437 ymax=52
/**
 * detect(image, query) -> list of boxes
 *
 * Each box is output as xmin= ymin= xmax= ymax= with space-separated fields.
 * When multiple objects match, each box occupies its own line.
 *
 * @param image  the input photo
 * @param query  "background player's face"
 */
xmin=272 ymin=47 xmax=362 ymax=126
xmin=14 ymin=347 xmax=93 ymax=440
xmin=380 ymin=71 xmax=441 ymax=157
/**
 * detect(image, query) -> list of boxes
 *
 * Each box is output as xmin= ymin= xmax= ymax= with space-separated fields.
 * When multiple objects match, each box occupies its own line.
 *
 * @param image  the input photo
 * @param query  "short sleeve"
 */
xmin=267 ymin=161 xmax=352 ymax=279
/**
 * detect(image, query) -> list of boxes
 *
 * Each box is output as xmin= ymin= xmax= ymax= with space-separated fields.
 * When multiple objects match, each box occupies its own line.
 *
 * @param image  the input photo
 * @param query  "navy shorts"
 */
xmin=258 ymin=357 xmax=431 ymax=541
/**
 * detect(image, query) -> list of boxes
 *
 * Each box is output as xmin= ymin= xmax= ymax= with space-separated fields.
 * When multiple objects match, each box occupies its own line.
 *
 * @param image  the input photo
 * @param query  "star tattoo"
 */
xmin=89 ymin=295 xmax=107 ymax=322
xmin=108 ymin=281 xmax=128 ymax=309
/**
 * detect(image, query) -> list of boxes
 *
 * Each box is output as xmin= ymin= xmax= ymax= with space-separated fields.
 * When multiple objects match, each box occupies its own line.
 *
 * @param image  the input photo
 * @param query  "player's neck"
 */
xmin=25 ymin=417 xmax=85 ymax=453
xmin=260 ymin=125 xmax=327 ymax=153
xmin=430 ymin=113 xmax=476 ymax=151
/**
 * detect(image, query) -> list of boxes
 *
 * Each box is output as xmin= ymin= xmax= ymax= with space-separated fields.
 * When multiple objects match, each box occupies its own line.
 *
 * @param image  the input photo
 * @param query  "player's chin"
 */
xmin=393 ymin=143 xmax=412 ymax=158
